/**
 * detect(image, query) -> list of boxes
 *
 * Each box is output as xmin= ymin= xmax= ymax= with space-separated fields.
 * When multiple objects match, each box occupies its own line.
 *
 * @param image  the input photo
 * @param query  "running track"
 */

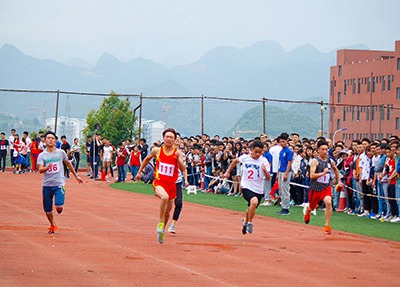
xmin=1 ymin=173 xmax=399 ymax=286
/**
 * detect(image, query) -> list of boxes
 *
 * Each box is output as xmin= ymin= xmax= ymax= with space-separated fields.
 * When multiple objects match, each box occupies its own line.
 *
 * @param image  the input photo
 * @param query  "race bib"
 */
xmin=246 ymin=169 xmax=258 ymax=180
xmin=317 ymin=173 xmax=330 ymax=184
xmin=47 ymin=163 xmax=60 ymax=174
xmin=158 ymin=162 xmax=175 ymax=177
xmin=0 ymin=145 xmax=5 ymax=150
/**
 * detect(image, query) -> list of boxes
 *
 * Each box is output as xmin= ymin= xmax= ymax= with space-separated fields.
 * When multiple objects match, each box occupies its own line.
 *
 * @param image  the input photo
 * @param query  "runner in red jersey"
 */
xmin=136 ymin=128 xmax=185 ymax=244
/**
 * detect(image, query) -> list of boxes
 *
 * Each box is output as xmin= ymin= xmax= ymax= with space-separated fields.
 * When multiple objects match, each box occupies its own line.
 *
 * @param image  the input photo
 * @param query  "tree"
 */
xmin=84 ymin=92 xmax=135 ymax=145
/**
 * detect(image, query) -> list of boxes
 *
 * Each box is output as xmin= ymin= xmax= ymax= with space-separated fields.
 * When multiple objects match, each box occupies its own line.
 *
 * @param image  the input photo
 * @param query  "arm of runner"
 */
xmin=262 ymin=163 xmax=271 ymax=181
xmin=136 ymin=147 xmax=158 ymax=181
xmin=183 ymin=168 xmax=189 ymax=188
xmin=224 ymin=158 xmax=239 ymax=178
xmin=330 ymin=159 xmax=343 ymax=186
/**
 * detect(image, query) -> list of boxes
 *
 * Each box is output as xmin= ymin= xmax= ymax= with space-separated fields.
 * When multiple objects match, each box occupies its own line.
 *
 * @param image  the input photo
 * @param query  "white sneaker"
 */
xmin=358 ymin=211 xmax=369 ymax=217
xmin=261 ymin=201 xmax=272 ymax=206
xmin=168 ymin=224 xmax=176 ymax=234
xmin=385 ymin=215 xmax=394 ymax=222
xmin=311 ymin=209 xmax=317 ymax=216
xmin=390 ymin=216 xmax=400 ymax=223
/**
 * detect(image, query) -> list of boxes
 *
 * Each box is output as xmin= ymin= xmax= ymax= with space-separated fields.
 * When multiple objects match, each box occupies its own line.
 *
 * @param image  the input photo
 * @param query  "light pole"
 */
xmin=333 ymin=127 xmax=347 ymax=145
xmin=319 ymin=102 xmax=325 ymax=136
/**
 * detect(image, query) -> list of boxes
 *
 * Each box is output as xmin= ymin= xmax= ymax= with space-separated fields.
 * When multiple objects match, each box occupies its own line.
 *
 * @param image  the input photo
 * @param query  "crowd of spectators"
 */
xmin=1 ymin=128 xmax=400 ymax=223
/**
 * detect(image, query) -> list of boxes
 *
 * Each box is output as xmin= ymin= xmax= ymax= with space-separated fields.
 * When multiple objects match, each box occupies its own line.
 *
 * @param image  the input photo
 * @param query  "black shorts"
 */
xmin=242 ymin=188 xmax=263 ymax=208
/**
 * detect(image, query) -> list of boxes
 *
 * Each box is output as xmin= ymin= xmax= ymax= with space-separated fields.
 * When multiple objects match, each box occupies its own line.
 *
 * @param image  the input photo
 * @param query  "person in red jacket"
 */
xmin=30 ymin=137 xmax=42 ymax=172
xmin=129 ymin=145 xmax=141 ymax=181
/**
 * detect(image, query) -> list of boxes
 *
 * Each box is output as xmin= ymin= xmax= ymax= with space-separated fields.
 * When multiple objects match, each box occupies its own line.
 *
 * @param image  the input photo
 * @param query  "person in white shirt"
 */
xmin=225 ymin=140 xmax=270 ymax=235
xmin=9 ymin=129 xmax=16 ymax=167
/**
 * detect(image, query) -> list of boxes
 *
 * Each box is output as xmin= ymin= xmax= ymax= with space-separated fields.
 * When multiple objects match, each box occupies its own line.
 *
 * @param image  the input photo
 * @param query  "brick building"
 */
xmin=329 ymin=40 xmax=400 ymax=143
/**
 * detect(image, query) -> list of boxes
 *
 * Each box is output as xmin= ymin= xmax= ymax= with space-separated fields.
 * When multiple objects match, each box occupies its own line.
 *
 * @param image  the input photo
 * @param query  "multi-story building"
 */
xmin=45 ymin=116 xmax=86 ymax=142
xmin=329 ymin=40 xmax=400 ymax=143
xmin=141 ymin=120 xmax=165 ymax=145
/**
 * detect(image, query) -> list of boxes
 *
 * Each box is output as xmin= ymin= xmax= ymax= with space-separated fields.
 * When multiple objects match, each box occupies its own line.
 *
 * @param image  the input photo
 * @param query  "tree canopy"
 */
xmin=84 ymin=92 xmax=135 ymax=145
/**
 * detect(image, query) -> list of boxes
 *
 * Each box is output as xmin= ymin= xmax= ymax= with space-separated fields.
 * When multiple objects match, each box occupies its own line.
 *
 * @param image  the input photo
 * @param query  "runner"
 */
xmin=136 ymin=128 xmax=186 ymax=244
xmin=303 ymin=139 xmax=342 ymax=235
xmin=37 ymin=131 xmax=83 ymax=234
xmin=224 ymin=140 xmax=270 ymax=234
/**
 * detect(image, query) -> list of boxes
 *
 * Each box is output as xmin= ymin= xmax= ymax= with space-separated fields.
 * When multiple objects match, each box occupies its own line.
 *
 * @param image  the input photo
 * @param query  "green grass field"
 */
xmin=111 ymin=182 xmax=400 ymax=242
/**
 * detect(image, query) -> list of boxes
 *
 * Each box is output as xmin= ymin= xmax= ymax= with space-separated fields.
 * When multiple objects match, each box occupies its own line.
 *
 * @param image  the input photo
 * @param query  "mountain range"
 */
xmin=0 ymin=41 xmax=368 ymax=137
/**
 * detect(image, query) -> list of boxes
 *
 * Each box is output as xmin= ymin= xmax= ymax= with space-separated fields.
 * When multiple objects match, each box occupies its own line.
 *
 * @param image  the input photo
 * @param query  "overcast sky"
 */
xmin=1 ymin=0 xmax=399 ymax=67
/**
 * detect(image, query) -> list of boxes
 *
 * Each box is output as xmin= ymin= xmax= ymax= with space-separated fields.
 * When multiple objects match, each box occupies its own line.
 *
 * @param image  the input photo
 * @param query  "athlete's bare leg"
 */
xmin=46 ymin=212 xmax=55 ymax=226
xmin=246 ymin=197 xmax=259 ymax=223
xmin=154 ymin=186 xmax=170 ymax=223
xmin=323 ymin=196 xmax=333 ymax=226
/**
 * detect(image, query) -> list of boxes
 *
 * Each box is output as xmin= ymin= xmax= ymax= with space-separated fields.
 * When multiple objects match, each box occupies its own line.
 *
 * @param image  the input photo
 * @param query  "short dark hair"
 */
xmin=250 ymin=140 xmax=264 ymax=149
xmin=317 ymin=140 xmax=329 ymax=149
xmin=1 ymin=132 xmax=5 ymax=135
xmin=279 ymin=132 xmax=289 ymax=141
xmin=45 ymin=131 xmax=56 ymax=139
xmin=162 ymin=128 xmax=177 ymax=139
xmin=61 ymin=135 xmax=66 ymax=139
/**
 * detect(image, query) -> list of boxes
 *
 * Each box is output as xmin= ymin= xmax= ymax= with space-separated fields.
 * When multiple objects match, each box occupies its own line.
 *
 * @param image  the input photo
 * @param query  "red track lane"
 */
xmin=1 ymin=172 xmax=399 ymax=287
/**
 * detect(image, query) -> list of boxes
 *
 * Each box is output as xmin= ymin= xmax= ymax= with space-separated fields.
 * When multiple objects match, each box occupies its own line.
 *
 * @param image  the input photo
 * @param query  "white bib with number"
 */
xmin=158 ymin=162 xmax=175 ymax=177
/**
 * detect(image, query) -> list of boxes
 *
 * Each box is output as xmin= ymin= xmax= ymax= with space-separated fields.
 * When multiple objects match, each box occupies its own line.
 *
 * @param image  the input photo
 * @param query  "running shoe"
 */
xmin=56 ymin=207 xmax=63 ymax=214
xmin=156 ymin=221 xmax=165 ymax=244
xmin=304 ymin=213 xmax=311 ymax=224
xmin=323 ymin=225 xmax=332 ymax=235
xmin=260 ymin=201 xmax=272 ymax=206
xmin=247 ymin=222 xmax=253 ymax=234
xmin=168 ymin=224 xmax=176 ymax=234
xmin=242 ymin=218 xmax=247 ymax=235
xmin=48 ymin=224 xmax=58 ymax=234
xmin=275 ymin=209 xmax=290 ymax=215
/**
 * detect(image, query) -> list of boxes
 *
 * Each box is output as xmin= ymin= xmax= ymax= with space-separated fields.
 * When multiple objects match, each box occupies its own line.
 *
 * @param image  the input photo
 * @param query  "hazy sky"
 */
xmin=1 ymin=0 xmax=399 ymax=67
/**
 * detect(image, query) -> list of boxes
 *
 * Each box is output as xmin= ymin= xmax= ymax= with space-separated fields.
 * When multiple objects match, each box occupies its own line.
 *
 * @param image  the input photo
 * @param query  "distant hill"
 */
xmin=0 ymin=41 xmax=369 ymax=136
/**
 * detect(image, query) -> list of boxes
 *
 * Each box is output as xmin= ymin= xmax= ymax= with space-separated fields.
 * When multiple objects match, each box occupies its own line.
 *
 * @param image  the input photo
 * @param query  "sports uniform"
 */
xmin=238 ymin=154 xmax=270 ymax=207
xmin=153 ymin=146 xmax=179 ymax=199
xmin=37 ymin=149 xmax=68 ymax=213
xmin=308 ymin=157 xmax=333 ymax=210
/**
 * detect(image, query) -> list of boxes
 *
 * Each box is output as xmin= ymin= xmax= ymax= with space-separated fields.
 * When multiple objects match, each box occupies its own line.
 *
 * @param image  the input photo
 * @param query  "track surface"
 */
xmin=1 ymin=172 xmax=399 ymax=287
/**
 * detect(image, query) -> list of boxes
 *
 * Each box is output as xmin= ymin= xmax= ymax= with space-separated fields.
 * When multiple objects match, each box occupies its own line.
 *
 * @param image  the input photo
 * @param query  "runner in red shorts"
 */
xmin=136 ymin=128 xmax=185 ymax=244
xmin=304 ymin=139 xmax=343 ymax=235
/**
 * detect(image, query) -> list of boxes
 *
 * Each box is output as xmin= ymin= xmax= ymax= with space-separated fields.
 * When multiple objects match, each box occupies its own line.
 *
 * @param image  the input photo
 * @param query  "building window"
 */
xmin=358 ymin=78 xmax=361 ymax=94
xmin=344 ymin=80 xmax=347 ymax=95
xmin=351 ymin=107 xmax=355 ymax=121
xmin=397 ymin=87 xmax=400 ymax=100
xmin=397 ymin=58 xmax=400 ymax=70
xmin=343 ymin=107 xmax=346 ymax=121
xmin=382 ymin=76 xmax=386 ymax=92
xmin=352 ymin=79 xmax=356 ymax=94
xmin=387 ymin=105 xmax=391 ymax=120
xmin=337 ymin=119 xmax=341 ymax=130
xmin=388 ymin=75 xmax=392 ymax=92
xmin=380 ymin=105 xmax=385 ymax=121
xmin=372 ymin=77 xmax=376 ymax=92
xmin=396 ymin=118 xmax=400 ymax=130
xmin=357 ymin=106 xmax=360 ymax=121
xmin=371 ymin=106 xmax=375 ymax=121
xmin=338 ymin=92 xmax=342 ymax=103
xmin=338 ymin=66 xmax=342 ymax=76
xmin=367 ymin=77 xmax=370 ymax=93
xmin=366 ymin=106 xmax=370 ymax=121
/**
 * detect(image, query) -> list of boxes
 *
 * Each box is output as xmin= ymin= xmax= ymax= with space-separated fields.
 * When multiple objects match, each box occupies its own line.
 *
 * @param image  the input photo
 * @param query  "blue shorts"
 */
xmin=42 ymin=186 xmax=65 ymax=213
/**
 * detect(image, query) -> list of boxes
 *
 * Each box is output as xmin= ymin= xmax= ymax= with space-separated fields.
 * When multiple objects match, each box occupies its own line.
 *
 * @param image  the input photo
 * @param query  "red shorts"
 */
xmin=308 ymin=186 xmax=332 ymax=210
xmin=153 ymin=179 xmax=177 ymax=200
